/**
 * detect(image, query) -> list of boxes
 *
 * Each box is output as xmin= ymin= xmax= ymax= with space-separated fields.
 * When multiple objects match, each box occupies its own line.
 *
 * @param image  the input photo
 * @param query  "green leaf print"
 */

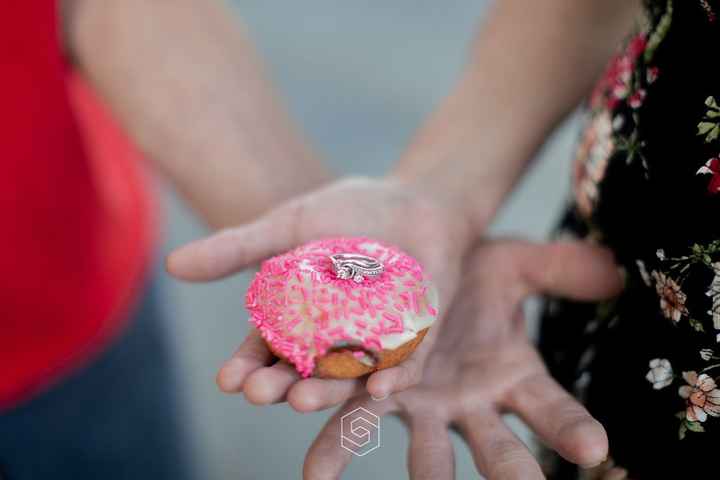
xmin=698 ymin=97 xmax=720 ymax=143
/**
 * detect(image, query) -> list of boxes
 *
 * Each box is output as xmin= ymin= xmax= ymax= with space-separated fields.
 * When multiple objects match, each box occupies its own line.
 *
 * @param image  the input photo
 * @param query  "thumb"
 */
xmin=519 ymin=240 xmax=624 ymax=301
xmin=166 ymin=203 xmax=301 ymax=281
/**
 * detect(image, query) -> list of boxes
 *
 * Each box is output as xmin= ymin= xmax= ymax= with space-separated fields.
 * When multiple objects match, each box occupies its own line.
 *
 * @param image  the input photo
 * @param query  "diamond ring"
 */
xmin=329 ymin=253 xmax=384 ymax=283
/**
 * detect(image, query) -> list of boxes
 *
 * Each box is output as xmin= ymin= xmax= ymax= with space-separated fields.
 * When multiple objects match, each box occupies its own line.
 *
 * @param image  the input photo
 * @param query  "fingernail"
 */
xmin=371 ymin=393 xmax=389 ymax=401
xmin=580 ymin=457 xmax=608 ymax=470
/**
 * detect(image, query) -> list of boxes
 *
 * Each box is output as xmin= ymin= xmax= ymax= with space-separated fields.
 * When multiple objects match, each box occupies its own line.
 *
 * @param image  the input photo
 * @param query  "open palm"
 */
xmin=302 ymin=240 xmax=623 ymax=479
xmin=167 ymin=176 xmax=473 ymax=403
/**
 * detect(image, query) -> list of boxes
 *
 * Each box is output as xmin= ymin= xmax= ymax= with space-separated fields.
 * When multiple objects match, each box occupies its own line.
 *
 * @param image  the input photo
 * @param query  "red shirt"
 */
xmin=0 ymin=1 xmax=155 ymax=410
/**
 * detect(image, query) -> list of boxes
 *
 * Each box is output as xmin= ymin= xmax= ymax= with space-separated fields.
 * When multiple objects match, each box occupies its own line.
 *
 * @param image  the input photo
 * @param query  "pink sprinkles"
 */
xmin=245 ymin=237 xmax=438 ymax=377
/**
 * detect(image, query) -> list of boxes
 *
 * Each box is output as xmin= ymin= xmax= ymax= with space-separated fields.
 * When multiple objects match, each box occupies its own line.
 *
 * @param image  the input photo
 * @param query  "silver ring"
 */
xmin=329 ymin=253 xmax=384 ymax=283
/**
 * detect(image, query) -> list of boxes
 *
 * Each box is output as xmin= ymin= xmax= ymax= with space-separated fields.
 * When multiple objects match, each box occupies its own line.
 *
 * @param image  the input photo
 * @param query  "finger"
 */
xmin=603 ymin=468 xmax=630 ymax=480
xmin=287 ymin=377 xmax=366 ymax=413
xmin=366 ymin=357 xmax=422 ymax=400
xmin=304 ymin=397 xmax=396 ymax=480
xmin=166 ymin=202 xmax=302 ymax=281
xmin=520 ymin=241 xmax=623 ymax=300
xmin=365 ymin=329 xmax=436 ymax=399
xmin=457 ymin=409 xmax=544 ymax=480
xmin=216 ymin=330 xmax=274 ymax=393
xmin=241 ymin=361 xmax=301 ymax=405
xmin=504 ymin=372 xmax=608 ymax=468
xmin=407 ymin=419 xmax=454 ymax=480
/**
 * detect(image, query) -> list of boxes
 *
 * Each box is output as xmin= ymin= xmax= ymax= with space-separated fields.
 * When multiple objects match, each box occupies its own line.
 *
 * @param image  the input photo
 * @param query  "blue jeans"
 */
xmin=0 ymin=280 xmax=196 ymax=480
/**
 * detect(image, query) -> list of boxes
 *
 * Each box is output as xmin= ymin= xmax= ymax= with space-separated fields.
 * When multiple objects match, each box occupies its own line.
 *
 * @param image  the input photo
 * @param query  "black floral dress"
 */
xmin=538 ymin=1 xmax=720 ymax=478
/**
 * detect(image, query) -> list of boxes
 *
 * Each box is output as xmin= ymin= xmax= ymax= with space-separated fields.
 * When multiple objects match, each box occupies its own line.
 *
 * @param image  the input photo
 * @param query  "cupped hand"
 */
xmin=302 ymin=239 xmax=624 ymax=480
xmin=166 ymin=176 xmax=474 ymax=405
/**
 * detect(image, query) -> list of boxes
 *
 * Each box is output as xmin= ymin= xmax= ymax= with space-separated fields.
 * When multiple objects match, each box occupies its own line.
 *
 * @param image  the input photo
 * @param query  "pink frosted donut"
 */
xmin=246 ymin=237 xmax=439 ymax=378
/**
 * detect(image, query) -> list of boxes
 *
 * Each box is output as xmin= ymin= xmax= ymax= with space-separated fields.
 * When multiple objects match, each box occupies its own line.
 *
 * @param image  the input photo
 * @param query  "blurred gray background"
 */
xmin=159 ymin=1 xmax=580 ymax=478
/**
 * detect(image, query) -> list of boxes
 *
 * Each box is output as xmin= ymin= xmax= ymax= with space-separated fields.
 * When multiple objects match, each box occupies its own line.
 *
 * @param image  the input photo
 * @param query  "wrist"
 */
xmin=388 ymin=79 xmax=538 ymax=240
xmin=382 ymin=172 xmax=479 ymax=259
xmin=388 ymin=156 xmax=497 ymax=243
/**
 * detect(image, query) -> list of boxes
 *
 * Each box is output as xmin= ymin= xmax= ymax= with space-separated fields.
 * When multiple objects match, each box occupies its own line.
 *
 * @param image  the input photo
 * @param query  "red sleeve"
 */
xmin=0 ymin=0 xmax=155 ymax=409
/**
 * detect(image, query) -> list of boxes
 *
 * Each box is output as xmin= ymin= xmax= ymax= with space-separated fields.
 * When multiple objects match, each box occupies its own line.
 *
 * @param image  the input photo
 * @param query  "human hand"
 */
xmin=302 ymin=239 xmax=623 ymax=479
xmin=167 ymin=176 xmax=475 ymax=403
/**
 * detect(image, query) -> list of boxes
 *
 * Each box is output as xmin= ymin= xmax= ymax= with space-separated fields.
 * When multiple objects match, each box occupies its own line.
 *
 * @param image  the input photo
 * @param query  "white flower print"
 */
xmin=652 ymin=270 xmax=689 ymax=322
xmin=679 ymin=371 xmax=720 ymax=423
xmin=646 ymin=358 xmax=674 ymax=390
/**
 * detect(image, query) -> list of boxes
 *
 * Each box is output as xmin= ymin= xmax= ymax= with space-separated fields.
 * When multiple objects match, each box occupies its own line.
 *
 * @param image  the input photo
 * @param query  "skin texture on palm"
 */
xmin=170 ymin=226 xmax=623 ymax=479
xmin=167 ymin=177 xmax=473 ymax=401
xmin=300 ymin=240 xmax=623 ymax=480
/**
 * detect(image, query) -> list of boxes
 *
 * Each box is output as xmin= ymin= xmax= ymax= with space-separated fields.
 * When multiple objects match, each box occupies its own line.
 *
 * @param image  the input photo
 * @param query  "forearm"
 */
xmin=64 ymin=0 xmax=332 ymax=228
xmin=393 ymin=0 xmax=641 ymax=234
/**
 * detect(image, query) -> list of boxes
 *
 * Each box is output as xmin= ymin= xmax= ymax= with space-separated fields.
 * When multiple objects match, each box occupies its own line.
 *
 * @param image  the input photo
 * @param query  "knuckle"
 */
xmin=288 ymin=389 xmax=321 ymax=413
xmin=398 ymin=362 xmax=422 ymax=389
xmin=502 ymin=371 xmax=547 ymax=409
xmin=243 ymin=380 xmax=276 ymax=405
xmin=485 ymin=441 xmax=533 ymax=480
xmin=487 ymin=438 xmax=524 ymax=462
xmin=553 ymin=404 xmax=592 ymax=437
